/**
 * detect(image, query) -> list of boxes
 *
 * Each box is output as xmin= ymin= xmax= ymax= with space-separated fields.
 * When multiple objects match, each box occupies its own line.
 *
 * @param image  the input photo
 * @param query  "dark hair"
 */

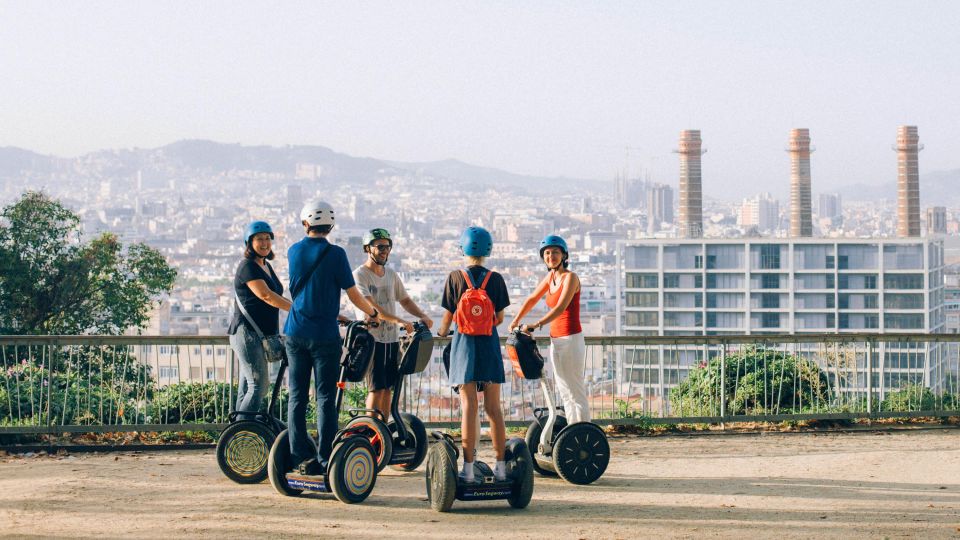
xmin=307 ymin=224 xmax=333 ymax=235
xmin=244 ymin=245 xmax=275 ymax=260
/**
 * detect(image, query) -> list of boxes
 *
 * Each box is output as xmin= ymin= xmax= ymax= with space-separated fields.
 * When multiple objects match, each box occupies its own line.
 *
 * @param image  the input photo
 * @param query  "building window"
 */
xmin=884 ymin=274 xmax=923 ymax=290
xmin=761 ymin=274 xmax=780 ymax=289
xmin=158 ymin=366 xmax=179 ymax=379
xmin=664 ymin=275 xmax=680 ymax=288
xmin=626 ymin=292 xmax=659 ymax=308
xmin=761 ymin=313 xmax=780 ymax=328
xmin=884 ymin=314 xmax=924 ymax=329
xmin=626 ymin=273 xmax=658 ymax=288
xmin=760 ymin=245 xmax=780 ymax=269
xmin=826 ymin=255 xmax=835 ymax=269
xmin=626 ymin=311 xmax=658 ymax=327
xmin=760 ymin=293 xmax=780 ymax=309
xmin=885 ymin=293 xmax=924 ymax=310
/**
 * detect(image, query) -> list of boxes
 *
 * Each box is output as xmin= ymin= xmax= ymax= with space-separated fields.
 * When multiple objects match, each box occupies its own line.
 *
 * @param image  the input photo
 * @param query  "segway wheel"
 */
xmin=344 ymin=416 xmax=393 ymax=473
xmin=217 ymin=420 xmax=277 ymax=484
xmin=425 ymin=441 xmax=457 ymax=512
xmin=328 ymin=436 xmax=377 ymax=504
xmin=524 ymin=416 xmax=567 ymax=477
xmin=505 ymin=438 xmax=534 ymax=509
xmin=390 ymin=412 xmax=428 ymax=472
xmin=267 ymin=429 xmax=315 ymax=496
xmin=553 ymin=422 xmax=610 ymax=485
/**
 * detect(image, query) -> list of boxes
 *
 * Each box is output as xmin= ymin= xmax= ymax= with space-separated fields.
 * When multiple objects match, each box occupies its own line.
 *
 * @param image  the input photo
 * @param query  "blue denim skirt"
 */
xmin=448 ymin=326 xmax=505 ymax=385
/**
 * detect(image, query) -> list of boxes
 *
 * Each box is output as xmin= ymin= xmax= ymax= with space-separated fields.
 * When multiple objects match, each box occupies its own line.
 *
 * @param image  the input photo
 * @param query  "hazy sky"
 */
xmin=1 ymin=1 xmax=958 ymax=197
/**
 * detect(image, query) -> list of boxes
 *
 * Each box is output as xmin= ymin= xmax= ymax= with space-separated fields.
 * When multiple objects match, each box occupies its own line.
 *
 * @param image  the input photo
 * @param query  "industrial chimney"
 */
xmin=675 ymin=130 xmax=705 ymax=238
xmin=788 ymin=128 xmax=813 ymax=237
xmin=895 ymin=125 xmax=922 ymax=237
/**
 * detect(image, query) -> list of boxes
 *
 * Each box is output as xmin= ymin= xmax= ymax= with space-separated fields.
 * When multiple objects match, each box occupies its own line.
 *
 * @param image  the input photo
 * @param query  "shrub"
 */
xmin=671 ymin=347 xmax=831 ymax=417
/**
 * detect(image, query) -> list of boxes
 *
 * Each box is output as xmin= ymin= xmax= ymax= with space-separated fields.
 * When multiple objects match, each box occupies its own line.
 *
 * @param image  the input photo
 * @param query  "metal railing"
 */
xmin=1 ymin=333 xmax=958 ymax=435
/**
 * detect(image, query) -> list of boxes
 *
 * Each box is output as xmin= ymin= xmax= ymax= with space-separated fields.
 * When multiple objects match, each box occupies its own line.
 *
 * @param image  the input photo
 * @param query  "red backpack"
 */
xmin=454 ymin=269 xmax=495 ymax=336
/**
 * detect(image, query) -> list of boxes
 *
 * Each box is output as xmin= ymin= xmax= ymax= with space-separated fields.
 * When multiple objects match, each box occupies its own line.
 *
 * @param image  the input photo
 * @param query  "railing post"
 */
xmin=720 ymin=343 xmax=727 ymax=421
xmin=866 ymin=340 xmax=874 ymax=417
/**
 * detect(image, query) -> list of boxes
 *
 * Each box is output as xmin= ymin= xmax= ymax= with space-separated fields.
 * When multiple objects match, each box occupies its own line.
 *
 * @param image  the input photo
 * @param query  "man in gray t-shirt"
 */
xmin=353 ymin=228 xmax=433 ymax=421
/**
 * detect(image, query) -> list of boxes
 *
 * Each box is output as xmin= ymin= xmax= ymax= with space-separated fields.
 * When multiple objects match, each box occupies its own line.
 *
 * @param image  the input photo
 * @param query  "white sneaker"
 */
xmin=460 ymin=461 xmax=475 ymax=483
xmin=494 ymin=460 xmax=508 ymax=482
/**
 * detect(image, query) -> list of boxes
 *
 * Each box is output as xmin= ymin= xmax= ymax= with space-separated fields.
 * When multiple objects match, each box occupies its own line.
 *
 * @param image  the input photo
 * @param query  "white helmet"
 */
xmin=300 ymin=199 xmax=336 ymax=227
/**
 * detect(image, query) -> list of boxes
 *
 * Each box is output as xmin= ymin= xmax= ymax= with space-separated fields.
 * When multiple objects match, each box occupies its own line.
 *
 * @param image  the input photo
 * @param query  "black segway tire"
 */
xmin=553 ymin=422 xmax=610 ymax=485
xmin=505 ymin=438 xmax=534 ymax=509
xmin=425 ymin=441 xmax=457 ymax=512
xmin=391 ymin=413 xmax=428 ymax=472
xmin=524 ymin=416 xmax=567 ymax=477
xmin=217 ymin=420 xmax=277 ymax=484
xmin=268 ymin=429 xmax=304 ymax=496
xmin=344 ymin=416 xmax=393 ymax=473
xmin=328 ymin=436 xmax=378 ymax=504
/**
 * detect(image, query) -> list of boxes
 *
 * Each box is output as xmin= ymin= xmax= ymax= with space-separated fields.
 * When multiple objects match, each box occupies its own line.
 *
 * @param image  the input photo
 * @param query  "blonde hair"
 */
xmin=465 ymin=255 xmax=485 ymax=266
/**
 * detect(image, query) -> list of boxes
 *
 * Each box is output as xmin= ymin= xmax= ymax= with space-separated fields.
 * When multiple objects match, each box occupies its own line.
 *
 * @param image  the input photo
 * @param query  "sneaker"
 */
xmin=459 ymin=461 xmax=476 ymax=483
xmin=298 ymin=458 xmax=326 ymax=476
xmin=493 ymin=460 xmax=508 ymax=482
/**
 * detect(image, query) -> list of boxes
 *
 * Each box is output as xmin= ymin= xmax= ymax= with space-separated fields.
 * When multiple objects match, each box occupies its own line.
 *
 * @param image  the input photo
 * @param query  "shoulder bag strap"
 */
xmin=290 ymin=243 xmax=332 ymax=301
xmin=234 ymin=290 xmax=266 ymax=339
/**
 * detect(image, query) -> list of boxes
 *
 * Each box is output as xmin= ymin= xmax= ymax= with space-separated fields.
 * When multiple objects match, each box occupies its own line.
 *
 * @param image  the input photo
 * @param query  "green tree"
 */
xmin=0 ymin=191 xmax=177 ymax=335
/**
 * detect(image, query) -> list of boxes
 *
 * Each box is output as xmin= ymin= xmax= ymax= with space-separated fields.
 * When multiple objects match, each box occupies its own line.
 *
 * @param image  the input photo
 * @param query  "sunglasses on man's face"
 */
xmin=372 ymin=245 xmax=392 ymax=252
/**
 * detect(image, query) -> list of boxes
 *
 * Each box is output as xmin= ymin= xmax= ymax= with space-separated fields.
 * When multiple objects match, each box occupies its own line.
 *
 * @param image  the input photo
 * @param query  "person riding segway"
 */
xmin=342 ymin=228 xmax=434 ymax=471
xmin=280 ymin=199 xmax=382 ymax=486
xmin=510 ymin=234 xmax=609 ymax=485
xmin=267 ymin=321 xmax=380 ymax=503
xmin=218 ymin=220 xmax=291 ymax=483
xmin=425 ymin=226 xmax=534 ymax=512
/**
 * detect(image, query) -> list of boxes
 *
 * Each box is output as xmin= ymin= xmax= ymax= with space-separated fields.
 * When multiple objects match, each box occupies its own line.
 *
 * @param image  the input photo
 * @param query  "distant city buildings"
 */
xmin=737 ymin=192 xmax=780 ymax=234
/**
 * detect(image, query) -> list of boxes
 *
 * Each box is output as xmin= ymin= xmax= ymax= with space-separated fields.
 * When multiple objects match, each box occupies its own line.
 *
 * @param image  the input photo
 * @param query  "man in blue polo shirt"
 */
xmin=285 ymin=199 xmax=381 ymax=475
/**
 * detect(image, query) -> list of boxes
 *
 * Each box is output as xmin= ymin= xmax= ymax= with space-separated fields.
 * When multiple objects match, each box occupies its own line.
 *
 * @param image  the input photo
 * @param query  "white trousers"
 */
xmin=549 ymin=332 xmax=590 ymax=423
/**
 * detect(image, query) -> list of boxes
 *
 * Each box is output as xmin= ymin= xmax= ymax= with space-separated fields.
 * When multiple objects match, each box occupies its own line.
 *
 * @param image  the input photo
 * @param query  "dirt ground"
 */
xmin=2 ymin=429 xmax=959 ymax=539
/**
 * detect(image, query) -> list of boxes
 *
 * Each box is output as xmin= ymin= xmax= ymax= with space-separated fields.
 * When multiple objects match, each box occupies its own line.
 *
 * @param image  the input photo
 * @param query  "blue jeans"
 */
xmin=229 ymin=324 xmax=269 ymax=420
xmin=285 ymin=334 xmax=342 ymax=468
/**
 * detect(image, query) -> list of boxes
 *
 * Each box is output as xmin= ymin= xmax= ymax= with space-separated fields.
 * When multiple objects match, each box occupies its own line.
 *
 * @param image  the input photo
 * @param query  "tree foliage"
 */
xmin=0 ymin=191 xmax=177 ymax=335
xmin=671 ymin=347 xmax=831 ymax=416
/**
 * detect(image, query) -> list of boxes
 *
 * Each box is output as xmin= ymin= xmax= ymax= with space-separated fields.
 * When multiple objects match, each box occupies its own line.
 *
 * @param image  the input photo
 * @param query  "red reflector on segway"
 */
xmin=337 ymin=381 xmax=346 ymax=389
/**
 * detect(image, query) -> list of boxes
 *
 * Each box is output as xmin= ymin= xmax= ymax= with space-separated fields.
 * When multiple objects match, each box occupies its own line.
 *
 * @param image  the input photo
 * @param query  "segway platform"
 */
xmin=425 ymin=432 xmax=534 ymax=512
xmin=285 ymin=473 xmax=327 ymax=492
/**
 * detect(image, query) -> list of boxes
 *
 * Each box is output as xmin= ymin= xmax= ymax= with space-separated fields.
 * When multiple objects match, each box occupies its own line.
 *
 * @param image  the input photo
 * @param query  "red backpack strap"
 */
xmin=478 ymin=270 xmax=492 ymax=290
xmin=460 ymin=269 xmax=476 ymax=289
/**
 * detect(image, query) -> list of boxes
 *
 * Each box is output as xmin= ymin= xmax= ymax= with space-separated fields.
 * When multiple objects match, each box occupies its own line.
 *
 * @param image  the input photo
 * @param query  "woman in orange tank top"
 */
xmin=509 ymin=235 xmax=590 ymax=423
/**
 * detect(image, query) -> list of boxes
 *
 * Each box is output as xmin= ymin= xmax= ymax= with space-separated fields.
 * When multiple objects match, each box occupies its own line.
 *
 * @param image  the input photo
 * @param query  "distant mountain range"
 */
xmin=0 ymin=140 xmax=595 ymax=193
xmin=831 ymin=168 xmax=960 ymax=206
xmin=2 ymin=140 xmax=957 ymax=204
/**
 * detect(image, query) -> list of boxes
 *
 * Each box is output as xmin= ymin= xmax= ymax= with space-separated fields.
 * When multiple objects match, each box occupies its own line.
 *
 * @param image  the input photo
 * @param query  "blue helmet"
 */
xmin=244 ymin=221 xmax=274 ymax=245
xmin=539 ymin=234 xmax=568 ymax=258
xmin=459 ymin=226 xmax=493 ymax=257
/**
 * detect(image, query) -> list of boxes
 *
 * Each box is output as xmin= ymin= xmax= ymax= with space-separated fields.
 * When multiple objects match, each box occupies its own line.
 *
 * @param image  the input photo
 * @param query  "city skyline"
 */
xmin=1 ymin=2 xmax=959 ymax=197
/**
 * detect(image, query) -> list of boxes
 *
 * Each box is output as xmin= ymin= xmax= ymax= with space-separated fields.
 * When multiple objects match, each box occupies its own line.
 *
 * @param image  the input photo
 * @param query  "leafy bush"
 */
xmin=149 ymin=382 xmax=234 ymax=424
xmin=880 ymin=384 xmax=959 ymax=413
xmin=671 ymin=347 xmax=831 ymax=416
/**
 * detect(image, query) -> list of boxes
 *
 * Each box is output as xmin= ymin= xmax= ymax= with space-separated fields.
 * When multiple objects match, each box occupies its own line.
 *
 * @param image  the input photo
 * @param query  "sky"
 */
xmin=1 ymin=1 xmax=958 ymax=198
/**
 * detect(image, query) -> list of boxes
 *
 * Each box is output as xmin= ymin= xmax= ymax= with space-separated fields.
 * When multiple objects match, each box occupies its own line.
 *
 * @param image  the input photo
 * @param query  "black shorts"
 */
xmin=366 ymin=341 xmax=400 ymax=391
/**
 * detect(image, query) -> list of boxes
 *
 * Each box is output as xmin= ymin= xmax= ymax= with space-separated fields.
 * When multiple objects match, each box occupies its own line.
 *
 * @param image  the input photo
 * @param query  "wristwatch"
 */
xmin=370 ymin=308 xmax=379 ymax=319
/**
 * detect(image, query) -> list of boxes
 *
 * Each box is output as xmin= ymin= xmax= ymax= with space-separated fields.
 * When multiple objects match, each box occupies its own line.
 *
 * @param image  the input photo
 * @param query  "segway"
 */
xmin=342 ymin=321 xmax=432 ymax=472
xmin=216 ymin=353 xmax=287 ymax=483
xmin=266 ymin=321 xmax=379 ymax=504
xmin=507 ymin=329 xmax=610 ymax=485
xmin=424 ymin=333 xmax=535 ymax=512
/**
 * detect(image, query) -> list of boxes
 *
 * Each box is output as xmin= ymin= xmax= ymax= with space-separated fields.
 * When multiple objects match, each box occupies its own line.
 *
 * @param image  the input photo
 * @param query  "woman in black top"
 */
xmin=227 ymin=221 xmax=292 ymax=419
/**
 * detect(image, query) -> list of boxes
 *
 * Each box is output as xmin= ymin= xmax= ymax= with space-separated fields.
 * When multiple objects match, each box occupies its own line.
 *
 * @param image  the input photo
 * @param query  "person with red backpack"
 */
xmin=436 ymin=226 xmax=510 ymax=483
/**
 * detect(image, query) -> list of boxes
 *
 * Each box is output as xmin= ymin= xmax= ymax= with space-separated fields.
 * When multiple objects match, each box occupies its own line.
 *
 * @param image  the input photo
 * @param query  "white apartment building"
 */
xmin=616 ymin=238 xmax=947 ymax=400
